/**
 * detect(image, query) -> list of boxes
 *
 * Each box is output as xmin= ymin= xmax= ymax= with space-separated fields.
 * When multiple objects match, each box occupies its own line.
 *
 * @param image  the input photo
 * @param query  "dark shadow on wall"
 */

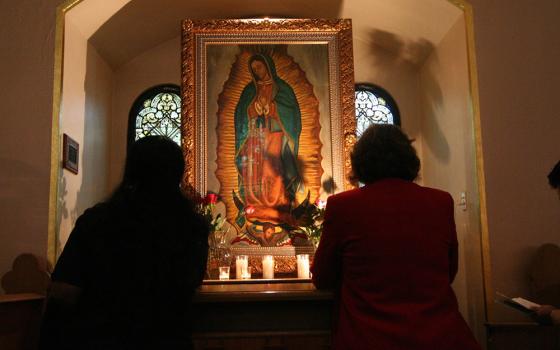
xmin=367 ymin=29 xmax=433 ymax=73
xmin=90 ymin=0 xmax=344 ymax=69
xmin=1 ymin=254 xmax=50 ymax=294
xmin=418 ymin=51 xmax=450 ymax=163
xmin=366 ymin=29 xmax=450 ymax=163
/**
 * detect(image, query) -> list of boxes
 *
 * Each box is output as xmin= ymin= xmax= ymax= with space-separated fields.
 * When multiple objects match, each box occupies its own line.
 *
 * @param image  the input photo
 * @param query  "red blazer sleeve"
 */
xmin=446 ymin=193 xmax=459 ymax=283
xmin=312 ymin=196 xmax=344 ymax=289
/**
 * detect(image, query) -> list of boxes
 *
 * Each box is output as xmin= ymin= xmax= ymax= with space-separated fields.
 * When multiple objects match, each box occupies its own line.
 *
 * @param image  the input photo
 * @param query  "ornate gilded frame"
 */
xmin=181 ymin=19 xmax=356 ymax=243
xmin=182 ymin=18 xmax=355 ymax=193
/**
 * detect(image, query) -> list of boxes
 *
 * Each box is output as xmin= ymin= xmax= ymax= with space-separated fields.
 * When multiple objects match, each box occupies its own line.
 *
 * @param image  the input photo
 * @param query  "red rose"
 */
xmin=314 ymin=198 xmax=327 ymax=209
xmin=205 ymin=193 xmax=218 ymax=205
xmin=245 ymin=205 xmax=255 ymax=215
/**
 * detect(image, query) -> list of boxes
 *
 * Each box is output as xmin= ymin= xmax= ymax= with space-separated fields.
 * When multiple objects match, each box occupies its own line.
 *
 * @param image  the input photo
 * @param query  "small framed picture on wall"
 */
xmin=62 ymin=134 xmax=79 ymax=174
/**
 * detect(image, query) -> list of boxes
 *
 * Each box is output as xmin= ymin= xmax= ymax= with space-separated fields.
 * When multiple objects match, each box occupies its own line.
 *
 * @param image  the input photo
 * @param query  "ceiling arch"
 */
xmin=67 ymin=0 xmax=462 ymax=69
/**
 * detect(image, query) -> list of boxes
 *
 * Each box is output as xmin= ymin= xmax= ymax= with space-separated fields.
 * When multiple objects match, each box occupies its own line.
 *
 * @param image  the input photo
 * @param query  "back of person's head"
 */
xmin=548 ymin=160 xmax=560 ymax=189
xmin=120 ymin=136 xmax=184 ymax=199
xmin=350 ymin=124 xmax=420 ymax=184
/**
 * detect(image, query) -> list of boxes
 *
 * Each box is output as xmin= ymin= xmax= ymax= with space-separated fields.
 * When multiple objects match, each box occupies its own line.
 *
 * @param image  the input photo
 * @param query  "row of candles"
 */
xmin=218 ymin=254 xmax=311 ymax=280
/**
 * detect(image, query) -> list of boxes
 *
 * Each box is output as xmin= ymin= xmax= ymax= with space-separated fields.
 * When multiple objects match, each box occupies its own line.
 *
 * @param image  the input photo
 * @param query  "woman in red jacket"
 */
xmin=312 ymin=124 xmax=481 ymax=350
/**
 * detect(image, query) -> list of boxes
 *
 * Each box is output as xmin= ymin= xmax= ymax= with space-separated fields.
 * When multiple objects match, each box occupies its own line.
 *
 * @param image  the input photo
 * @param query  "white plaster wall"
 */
xmin=57 ymin=17 xmax=113 ymax=250
xmin=470 ymin=0 xmax=560 ymax=323
xmin=65 ymin=0 xmax=130 ymax=39
xmin=351 ymin=19 xmax=425 ymax=175
xmin=0 ymin=0 xmax=63 ymax=286
xmin=341 ymin=0 xmax=462 ymax=46
xmin=419 ymin=17 xmax=485 ymax=337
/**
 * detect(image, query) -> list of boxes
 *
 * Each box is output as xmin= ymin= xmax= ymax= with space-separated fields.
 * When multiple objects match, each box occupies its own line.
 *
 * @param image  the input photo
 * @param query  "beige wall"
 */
xmin=351 ymin=19 xmax=424 ymax=165
xmin=1 ymin=0 xmax=559 ymax=330
xmin=469 ymin=0 xmax=560 ymax=321
xmin=419 ymin=17 xmax=485 ymax=336
xmin=0 ymin=0 xmax=62 ymax=286
xmin=57 ymin=17 xmax=113 ymax=250
xmin=109 ymin=37 xmax=181 ymax=191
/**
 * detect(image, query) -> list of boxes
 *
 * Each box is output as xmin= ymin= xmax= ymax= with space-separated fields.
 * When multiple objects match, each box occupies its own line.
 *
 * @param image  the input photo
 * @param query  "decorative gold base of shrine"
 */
xmin=248 ymin=255 xmax=296 ymax=275
xmin=233 ymin=246 xmax=315 ymax=275
xmin=206 ymin=246 xmax=315 ymax=279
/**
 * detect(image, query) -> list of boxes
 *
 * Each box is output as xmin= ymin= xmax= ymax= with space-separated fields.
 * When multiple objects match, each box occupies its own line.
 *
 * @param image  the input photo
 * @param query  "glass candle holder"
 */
xmin=241 ymin=266 xmax=252 ymax=280
xmin=262 ymin=255 xmax=275 ymax=279
xmin=235 ymin=255 xmax=248 ymax=279
xmin=297 ymin=254 xmax=310 ymax=279
xmin=218 ymin=266 xmax=230 ymax=280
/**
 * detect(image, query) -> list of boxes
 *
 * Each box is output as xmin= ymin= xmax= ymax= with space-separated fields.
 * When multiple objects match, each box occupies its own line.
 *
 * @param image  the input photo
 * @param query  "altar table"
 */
xmin=191 ymin=281 xmax=333 ymax=350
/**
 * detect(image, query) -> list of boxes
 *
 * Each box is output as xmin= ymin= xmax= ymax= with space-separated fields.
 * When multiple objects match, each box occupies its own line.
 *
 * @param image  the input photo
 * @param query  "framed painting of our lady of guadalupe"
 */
xmin=182 ymin=19 xmax=355 ymax=255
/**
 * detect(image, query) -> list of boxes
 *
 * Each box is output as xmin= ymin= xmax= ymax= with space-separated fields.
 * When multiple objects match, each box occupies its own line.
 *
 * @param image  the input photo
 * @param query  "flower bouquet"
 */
xmin=292 ymin=198 xmax=327 ymax=247
xmin=195 ymin=193 xmax=225 ymax=234
xmin=195 ymin=192 xmax=231 ymax=278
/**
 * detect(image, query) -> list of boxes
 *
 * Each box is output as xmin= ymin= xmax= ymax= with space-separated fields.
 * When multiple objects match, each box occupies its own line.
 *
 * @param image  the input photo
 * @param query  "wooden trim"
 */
xmin=0 ymin=293 xmax=44 ymax=304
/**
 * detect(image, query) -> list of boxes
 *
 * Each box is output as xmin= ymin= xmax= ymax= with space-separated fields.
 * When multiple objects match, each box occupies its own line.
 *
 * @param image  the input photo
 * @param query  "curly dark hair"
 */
xmin=350 ymin=124 xmax=420 ymax=184
xmin=548 ymin=160 xmax=560 ymax=189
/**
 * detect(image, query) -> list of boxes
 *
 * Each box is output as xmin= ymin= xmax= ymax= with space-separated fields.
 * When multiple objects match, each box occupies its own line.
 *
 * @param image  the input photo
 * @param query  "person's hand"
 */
xmin=530 ymin=305 xmax=559 ymax=325
xmin=550 ymin=310 xmax=560 ymax=325
xmin=532 ymin=304 xmax=557 ymax=317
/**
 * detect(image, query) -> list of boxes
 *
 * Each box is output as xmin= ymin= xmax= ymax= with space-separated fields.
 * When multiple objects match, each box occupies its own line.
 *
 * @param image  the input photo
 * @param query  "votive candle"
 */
xmin=219 ymin=266 xmax=230 ymax=280
xmin=241 ymin=266 xmax=252 ymax=280
xmin=297 ymin=254 xmax=310 ymax=279
xmin=236 ymin=255 xmax=248 ymax=279
xmin=262 ymin=255 xmax=275 ymax=279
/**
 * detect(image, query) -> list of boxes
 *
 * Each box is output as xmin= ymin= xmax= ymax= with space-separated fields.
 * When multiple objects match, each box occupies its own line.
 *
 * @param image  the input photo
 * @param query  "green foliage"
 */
xmin=196 ymin=194 xmax=224 ymax=233
xmin=292 ymin=202 xmax=325 ymax=247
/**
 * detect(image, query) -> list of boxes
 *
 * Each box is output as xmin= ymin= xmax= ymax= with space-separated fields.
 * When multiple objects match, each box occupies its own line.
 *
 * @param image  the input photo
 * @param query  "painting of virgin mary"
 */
xmin=233 ymin=53 xmax=302 ymax=229
xmin=213 ymin=45 xmax=325 ymax=247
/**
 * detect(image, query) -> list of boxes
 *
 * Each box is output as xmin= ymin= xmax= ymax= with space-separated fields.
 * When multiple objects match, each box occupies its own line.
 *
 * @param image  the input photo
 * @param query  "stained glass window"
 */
xmin=128 ymin=84 xmax=181 ymax=147
xmin=354 ymin=84 xmax=400 ymax=137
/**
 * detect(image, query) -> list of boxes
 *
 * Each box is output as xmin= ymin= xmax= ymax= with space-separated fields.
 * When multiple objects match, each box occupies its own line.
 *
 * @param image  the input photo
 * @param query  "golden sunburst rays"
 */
xmin=215 ymin=47 xmax=324 ymax=231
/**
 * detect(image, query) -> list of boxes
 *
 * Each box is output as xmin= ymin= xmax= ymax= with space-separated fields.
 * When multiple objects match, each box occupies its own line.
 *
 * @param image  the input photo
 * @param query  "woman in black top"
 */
xmin=40 ymin=136 xmax=209 ymax=349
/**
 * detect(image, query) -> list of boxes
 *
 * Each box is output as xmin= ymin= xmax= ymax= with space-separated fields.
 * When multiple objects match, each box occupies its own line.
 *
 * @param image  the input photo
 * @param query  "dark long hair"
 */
xmin=350 ymin=124 xmax=420 ymax=184
xmin=108 ymin=136 xmax=191 ymax=209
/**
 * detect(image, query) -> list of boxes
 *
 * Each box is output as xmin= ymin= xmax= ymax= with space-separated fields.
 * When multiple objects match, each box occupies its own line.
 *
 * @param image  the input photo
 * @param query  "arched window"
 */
xmin=354 ymin=83 xmax=400 ymax=137
xmin=128 ymin=84 xmax=181 ymax=147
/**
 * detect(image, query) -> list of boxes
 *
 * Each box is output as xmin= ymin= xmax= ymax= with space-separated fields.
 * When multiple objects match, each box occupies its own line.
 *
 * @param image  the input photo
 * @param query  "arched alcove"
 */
xmin=51 ymin=0 xmax=489 ymax=341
